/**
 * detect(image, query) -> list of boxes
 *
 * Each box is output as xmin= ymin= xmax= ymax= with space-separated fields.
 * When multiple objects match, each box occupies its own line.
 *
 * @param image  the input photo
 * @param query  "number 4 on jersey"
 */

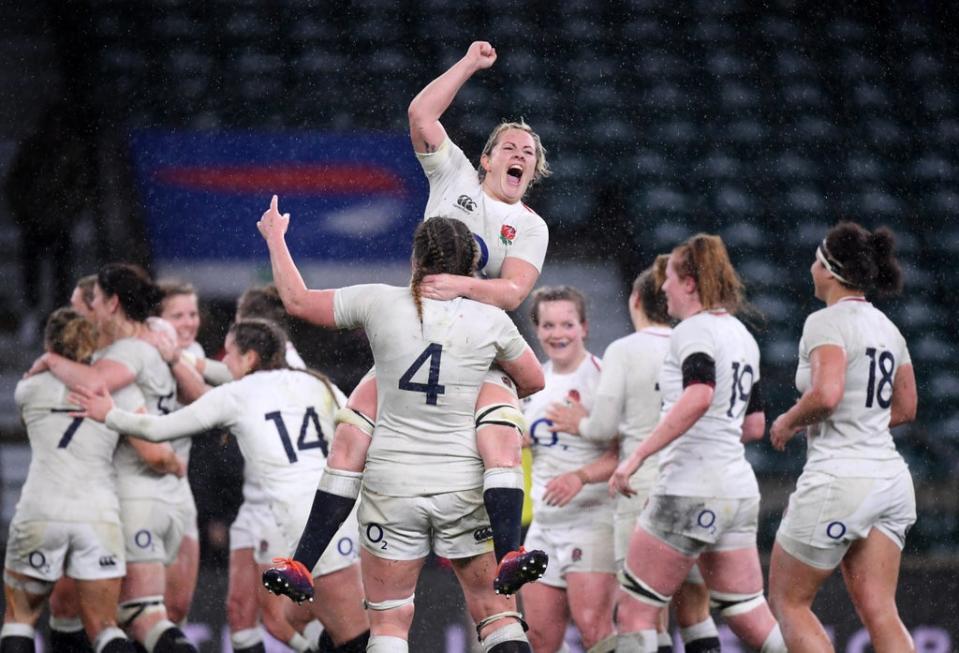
xmin=399 ymin=343 xmax=445 ymax=405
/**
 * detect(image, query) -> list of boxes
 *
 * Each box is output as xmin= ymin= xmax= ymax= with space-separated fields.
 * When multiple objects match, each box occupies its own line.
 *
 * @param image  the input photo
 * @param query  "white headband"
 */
xmin=816 ymin=240 xmax=856 ymax=287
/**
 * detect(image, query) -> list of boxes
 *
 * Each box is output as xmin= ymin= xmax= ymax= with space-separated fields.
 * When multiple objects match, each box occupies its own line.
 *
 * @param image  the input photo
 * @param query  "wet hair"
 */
xmin=228 ymin=318 xmax=340 ymax=405
xmin=670 ymin=234 xmax=746 ymax=313
xmin=228 ymin=319 xmax=289 ymax=372
xmin=44 ymin=308 xmax=97 ymax=363
xmin=529 ymin=285 xmax=587 ymax=326
xmin=478 ymin=119 xmax=551 ymax=189
xmin=632 ymin=255 xmax=670 ymax=325
xmin=821 ymin=222 xmax=903 ymax=298
xmin=97 ymin=263 xmax=163 ymax=323
xmin=410 ymin=217 xmax=479 ymax=323
xmin=236 ymin=284 xmax=287 ymax=327
xmin=75 ymin=274 xmax=97 ymax=311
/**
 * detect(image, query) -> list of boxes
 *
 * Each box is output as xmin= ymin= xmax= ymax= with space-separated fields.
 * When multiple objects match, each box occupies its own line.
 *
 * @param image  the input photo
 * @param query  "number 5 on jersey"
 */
xmin=399 ymin=343 xmax=446 ymax=405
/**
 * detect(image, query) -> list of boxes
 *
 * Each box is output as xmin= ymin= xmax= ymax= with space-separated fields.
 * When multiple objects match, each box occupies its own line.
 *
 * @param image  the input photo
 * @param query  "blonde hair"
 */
xmin=671 ymin=234 xmax=746 ymax=313
xmin=478 ymin=120 xmax=551 ymax=189
xmin=45 ymin=308 xmax=98 ymax=363
xmin=529 ymin=285 xmax=587 ymax=326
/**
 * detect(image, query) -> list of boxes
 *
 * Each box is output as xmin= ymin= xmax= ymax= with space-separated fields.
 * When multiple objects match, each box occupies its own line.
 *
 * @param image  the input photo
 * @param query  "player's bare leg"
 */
xmin=119 ymin=562 xmax=196 ymax=652
xmin=520 ymin=581 xmax=568 ymax=651
xmin=673 ymin=576 xmax=720 ymax=652
xmin=452 ymin=552 xmax=531 ymax=652
xmin=2 ymin=569 xmax=51 ymax=653
xmin=308 ymin=563 xmax=369 ymax=649
xmin=840 ymin=530 xmax=914 ymax=653
xmin=50 ymin=577 xmax=93 ymax=653
xmin=76 ymin=578 xmax=136 ymax=652
xmin=567 ymin=571 xmax=617 ymax=650
xmin=359 ymin=549 xmax=425 ymax=651
xmin=164 ymin=536 xmax=199 ymax=625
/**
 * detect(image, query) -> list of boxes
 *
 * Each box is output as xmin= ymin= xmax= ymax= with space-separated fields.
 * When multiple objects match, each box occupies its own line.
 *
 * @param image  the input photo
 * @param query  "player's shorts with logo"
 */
xmin=272 ymin=499 xmax=360 ymax=577
xmin=5 ymin=518 xmax=126 ymax=581
xmin=358 ymin=487 xmax=493 ymax=561
xmin=639 ymin=494 xmax=759 ymax=557
xmin=776 ymin=468 xmax=916 ymax=570
xmin=173 ymin=484 xmax=199 ymax=541
xmin=120 ymin=498 xmax=186 ymax=565
xmin=614 ymin=491 xmax=705 ymax=584
xmin=523 ymin=520 xmax=615 ymax=588
xmin=229 ymin=500 xmax=286 ymax=564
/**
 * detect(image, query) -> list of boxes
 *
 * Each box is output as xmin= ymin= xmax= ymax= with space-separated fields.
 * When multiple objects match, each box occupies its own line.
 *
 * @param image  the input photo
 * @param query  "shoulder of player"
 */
xmin=14 ymin=373 xmax=49 ymax=406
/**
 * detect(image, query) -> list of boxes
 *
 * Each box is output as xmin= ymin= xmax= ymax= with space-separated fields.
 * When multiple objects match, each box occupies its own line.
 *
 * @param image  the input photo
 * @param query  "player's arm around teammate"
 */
xmin=3 ymin=309 xmax=139 ymax=653
xmin=768 ymin=223 xmax=917 ymax=653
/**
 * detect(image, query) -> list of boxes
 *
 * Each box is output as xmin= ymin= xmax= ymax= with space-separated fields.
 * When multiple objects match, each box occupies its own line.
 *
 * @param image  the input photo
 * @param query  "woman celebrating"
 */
xmin=72 ymin=319 xmax=370 ymax=652
xmin=324 ymin=40 xmax=553 ymax=584
xmin=768 ymin=222 xmax=916 ymax=652
xmin=520 ymin=286 xmax=618 ymax=653
xmin=608 ymin=235 xmax=785 ymax=653
xmin=258 ymin=211 xmax=545 ymax=652
xmin=2 ymin=309 xmax=140 ymax=653
xmin=547 ymin=259 xmax=719 ymax=653
xmin=27 ymin=264 xmax=195 ymax=653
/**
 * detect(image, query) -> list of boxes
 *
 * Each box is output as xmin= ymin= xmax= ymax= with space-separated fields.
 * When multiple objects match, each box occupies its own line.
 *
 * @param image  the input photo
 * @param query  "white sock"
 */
xmin=287 ymin=632 xmax=312 ymax=653
xmin=367 ymin=635 xmax=408 ymax=652
xmin=231 ymin=628 xmax=262 ymax=650
xmin=680 ymin=617 xmax=719 ymax=642
xmin=761 ymin=624 xmax=788 ymax=653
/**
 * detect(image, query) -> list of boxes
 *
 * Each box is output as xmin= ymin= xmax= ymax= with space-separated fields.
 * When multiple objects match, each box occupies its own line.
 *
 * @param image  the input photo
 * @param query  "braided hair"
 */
xmin=409 ymin=217 xmax=479 ymax=323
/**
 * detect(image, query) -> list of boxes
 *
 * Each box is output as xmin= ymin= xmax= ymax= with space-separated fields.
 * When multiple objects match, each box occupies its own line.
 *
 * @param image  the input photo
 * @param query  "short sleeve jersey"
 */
xmin=416 ymin=138 xmax=548 ymax=278
xmin=583 ymin=327 xmax=672 ymax=488
xmin=105 ymin=369 xmax=341 ymax=514
xmin=796 ymin=297 xmax=911 ymax=477
xmin=522 ymin=353 xmax=612 ymax=527
xmin=14 ymin=372 xmax=144 ymax=522
xmin=98 ymin=338 xmax=181 ymax=500
xmin=656 ymin=311 xmax=760 ymax=499
xmin=334 ymin=284 xmax=529 ymax=496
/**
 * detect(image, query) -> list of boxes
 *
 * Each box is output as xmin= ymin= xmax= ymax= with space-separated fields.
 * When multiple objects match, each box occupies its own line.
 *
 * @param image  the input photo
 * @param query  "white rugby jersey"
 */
xmin=105 ymin=369 xmax=340 ymax=517
xmin=14 ymin=372 xmax=144 ymax=522
xmin=334 ymin=284 xmax=529 ymax=496
xmin=417 ymin=138 xmax=548 ymax=278
xmin=655 ymin=310 xmax=760 ymax=499
xmin=98 ymin=338 xmax=182 ymax=500
xmin=581 ymin=327 xmax=672 ymax=489
xmin=523 ymin=353 xmax=612 ymax=527
xmin=796 ymin=297 xmax=911 ymax=477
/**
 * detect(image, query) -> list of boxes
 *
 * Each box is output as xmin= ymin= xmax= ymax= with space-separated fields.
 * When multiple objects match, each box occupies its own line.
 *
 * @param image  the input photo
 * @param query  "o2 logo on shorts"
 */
xmin=337 ymin=537 xmax=356 ymax=557
xmin=473 ymin=526 xmax=493 ymax=542
xmin=28 ymin=550 xmax=47 ymax=571
xmin=697 ymin=509 xmax=717 ymax=535
xmin=365 ymin=524 xmax=388 ymax=551
xmin=826 ymin=521 xmax=847 ymax=540
xmin=134 ymin=530 xmax=153 ymax=549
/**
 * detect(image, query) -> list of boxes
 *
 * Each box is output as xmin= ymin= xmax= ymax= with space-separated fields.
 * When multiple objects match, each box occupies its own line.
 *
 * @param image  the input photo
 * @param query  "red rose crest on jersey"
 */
xmin=499 ymin=224 xmax=516 ymax=246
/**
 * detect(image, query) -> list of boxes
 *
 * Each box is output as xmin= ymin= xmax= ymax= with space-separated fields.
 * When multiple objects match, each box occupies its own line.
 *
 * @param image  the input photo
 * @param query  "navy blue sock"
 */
xmin=483 ymin=487 xmax=524 ymax=562
xmin=293 ymin=490 xmax=357 ymax=571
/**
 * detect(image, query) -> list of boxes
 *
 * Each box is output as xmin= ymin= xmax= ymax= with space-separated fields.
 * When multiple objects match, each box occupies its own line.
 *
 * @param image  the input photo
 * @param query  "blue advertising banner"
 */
xmin=130 ymin=131 xmax=428 ymax=263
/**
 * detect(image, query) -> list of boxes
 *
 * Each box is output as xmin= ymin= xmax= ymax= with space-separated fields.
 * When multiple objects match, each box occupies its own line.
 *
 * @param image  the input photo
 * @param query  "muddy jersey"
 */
xmin=656 ymin=311 xmax=760 ymax=499
xmin=14 ymin=372 xmax=144 ymax=522
xmin=97 ymin=338 xmax=181 ymax=500
xmin=417 ymin=138 xmax=548 ymax=278
xmin=523 ymin=353 xmax=612 ymax=527
xmin=581 ymin=327 xmax=672 ymax=487
xmin=334 ymin=284 xmax=529 ymax=496
xmin=105 ymin=369 xmax=341 ymax=515
xmin=796 ymin=297 xmax=911 ymax=478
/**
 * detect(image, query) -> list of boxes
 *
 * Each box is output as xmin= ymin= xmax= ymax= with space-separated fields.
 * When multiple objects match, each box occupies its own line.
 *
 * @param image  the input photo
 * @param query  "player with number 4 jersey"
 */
xmin=257 ymin=212 xmax=544 ymax=653
xmin=768 ymin=222 xmax=917 ymax=652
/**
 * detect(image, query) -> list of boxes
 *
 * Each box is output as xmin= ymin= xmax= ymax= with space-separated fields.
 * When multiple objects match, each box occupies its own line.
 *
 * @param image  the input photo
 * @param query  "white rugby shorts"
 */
xmin=357 ymin=487 xmax=493 ymax=561
xmin=5 ymin=517 xmax=126 ymax=581
xmin=776 ymin=468 xmax=916 ymax=570
xmin=639 ymin=494 xmax=759 ymax=557
xmin=272 ymin=498 xmax=359 ymax=578
xmin=119 ymin=497 xmax=186 ymax=565
xmin=173 ymin=482 xmax=199 ymax=541
xmin=523 ymin=520 xmax=615 ymax=588
xmin=229 ymin=500 xmax=287 ymax=565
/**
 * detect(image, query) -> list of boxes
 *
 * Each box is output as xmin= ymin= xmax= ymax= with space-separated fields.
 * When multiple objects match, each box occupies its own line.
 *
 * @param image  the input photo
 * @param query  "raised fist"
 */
xmin=465 ymin=41 xmax=497 ymax=70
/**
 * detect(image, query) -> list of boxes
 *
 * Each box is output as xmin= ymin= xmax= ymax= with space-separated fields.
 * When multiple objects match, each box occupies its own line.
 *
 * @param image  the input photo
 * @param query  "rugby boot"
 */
xmin=493 ymin=547 xmax=548 ymax=595
xmin=262 ymin=557 xmax=314 ymax=603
